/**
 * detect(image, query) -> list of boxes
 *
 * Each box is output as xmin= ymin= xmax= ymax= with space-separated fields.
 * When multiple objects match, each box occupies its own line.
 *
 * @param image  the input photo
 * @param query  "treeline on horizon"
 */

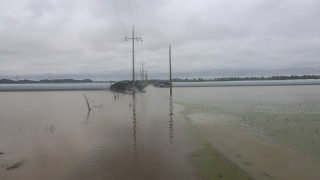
xmin=1 ymin=75 xmax=319 ymax=84
xmin=174 ymin=75 xmax=320 ymax=82
xmin=0 ymin=78 xmax=94 ymax=84
xmin=213 ymin=75 xmax=320 ymax=81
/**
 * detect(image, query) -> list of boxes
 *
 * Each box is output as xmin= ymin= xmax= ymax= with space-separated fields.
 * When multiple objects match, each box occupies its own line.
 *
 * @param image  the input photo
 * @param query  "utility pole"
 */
xmin=141 ymin=60 xmax=145 ymax=82
xmin=139 ymin=60 xmax=145 ymax=83
xmin=169 ymin=45 xmax=173 ymax=96
xmin=145 ymin=69 xmax=148 ymax=83
xmin=140 ymin=69 xmax=143 ymax=82
xmin=125 ymin=26 xmax=142 ymax=93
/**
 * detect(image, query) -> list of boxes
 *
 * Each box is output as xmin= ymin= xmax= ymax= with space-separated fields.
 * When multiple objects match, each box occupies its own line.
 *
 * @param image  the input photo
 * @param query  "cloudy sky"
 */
xmin=0 ymin=0 xmax=320 ymax=80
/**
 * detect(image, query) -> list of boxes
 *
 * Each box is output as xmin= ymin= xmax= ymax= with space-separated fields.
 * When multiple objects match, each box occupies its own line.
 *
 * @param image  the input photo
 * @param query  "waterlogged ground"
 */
xmin=1 ymin=85 xmax=319 ymax=180
xmin=174 ymin=85 xmax=320 ymax=180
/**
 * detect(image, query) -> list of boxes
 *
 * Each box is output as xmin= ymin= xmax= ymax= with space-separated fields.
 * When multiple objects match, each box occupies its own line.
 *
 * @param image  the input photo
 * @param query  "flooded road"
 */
xmin=0 ymin=87 xmax=199 ymax=180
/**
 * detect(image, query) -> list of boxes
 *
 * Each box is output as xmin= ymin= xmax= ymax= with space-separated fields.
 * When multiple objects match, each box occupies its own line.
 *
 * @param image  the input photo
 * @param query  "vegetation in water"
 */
xmin=177 ymin=97 xmax=320 ymax=160
xmin=192 ymin=143 xmax=251 ymax=180
xmin=6 ymin=159 xmax=26 ymax=170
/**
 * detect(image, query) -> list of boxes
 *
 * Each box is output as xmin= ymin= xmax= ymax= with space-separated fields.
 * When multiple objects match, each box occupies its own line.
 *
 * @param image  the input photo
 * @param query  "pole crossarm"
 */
xmin=125 ymin=37 xmax=142 ymax=42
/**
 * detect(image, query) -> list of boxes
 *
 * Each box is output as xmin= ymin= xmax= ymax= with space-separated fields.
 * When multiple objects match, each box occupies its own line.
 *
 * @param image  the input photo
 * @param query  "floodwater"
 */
xmin=1 ymin=85 xmax=320 ymax=180
xmin=0 ymin=83 xmax=110 ymax=91
xmin=0 ymin=87 xmax=198 ymax=180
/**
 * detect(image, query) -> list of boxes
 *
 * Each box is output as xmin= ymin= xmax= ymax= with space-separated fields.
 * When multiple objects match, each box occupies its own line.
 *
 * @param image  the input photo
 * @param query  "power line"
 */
xmin=127 ymin=0 xmax=135 ymax=26
xmin=133 ymin=0 xmax=142 ymax=37
xmin=111 ymin=0 xmax=127 ymax=37
xmin=110 ymin=0 xmax=142 ymax=39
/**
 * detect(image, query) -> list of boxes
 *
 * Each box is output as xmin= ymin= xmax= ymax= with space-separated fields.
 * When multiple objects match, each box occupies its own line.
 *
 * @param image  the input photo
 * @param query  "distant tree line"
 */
xmin=172 ymin=75 xmax=320 ymax=82
xmin=213 ymin=75 xmax=320 ymax=81
xmin=0 ymin=79 xmax=94 ymax=84
xmin=2 ymin=75 xmax=319 ymax=84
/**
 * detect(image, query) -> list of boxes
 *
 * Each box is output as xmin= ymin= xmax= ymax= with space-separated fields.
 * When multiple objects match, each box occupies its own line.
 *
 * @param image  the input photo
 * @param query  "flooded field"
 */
xmin=1 ymin=85 xmax=320 ymax=179
xmin=0 ymin=87 xmax=203 ymax=180
xmin=174 ymin=85 xmax=320 ymax=180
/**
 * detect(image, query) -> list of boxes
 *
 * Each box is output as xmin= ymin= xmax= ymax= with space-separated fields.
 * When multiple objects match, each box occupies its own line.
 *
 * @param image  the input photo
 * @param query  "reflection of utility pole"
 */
xmin=132 ymin=94 xmax=137 ymax=158
xmin=169 ymin=95 xmax=174 ymax=144
xmin=125 ymin=26 xmax=142 ymax=93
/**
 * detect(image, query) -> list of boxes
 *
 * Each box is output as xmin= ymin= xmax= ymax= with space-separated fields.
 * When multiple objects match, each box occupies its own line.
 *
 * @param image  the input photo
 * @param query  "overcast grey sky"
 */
xmin=0 ymin=0 xmax=320 ymax=80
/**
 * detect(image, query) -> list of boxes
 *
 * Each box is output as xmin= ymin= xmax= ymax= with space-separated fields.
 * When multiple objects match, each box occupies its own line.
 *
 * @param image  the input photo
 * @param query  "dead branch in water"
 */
xmin=82 ymin=94 xmax=92 ymax=111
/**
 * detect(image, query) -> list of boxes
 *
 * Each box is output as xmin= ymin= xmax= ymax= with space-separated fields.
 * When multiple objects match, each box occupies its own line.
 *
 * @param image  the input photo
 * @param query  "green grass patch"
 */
xmin=193 ymin=143 xmax=252 ymax=180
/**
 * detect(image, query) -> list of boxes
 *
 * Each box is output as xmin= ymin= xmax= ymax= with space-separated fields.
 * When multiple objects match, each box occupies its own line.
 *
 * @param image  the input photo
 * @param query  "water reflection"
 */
xmin=131 ymin=94 xmax=137 ymax=158
xmin=169 ymin=95 xmax=174 ymax=144
xmin=84 ymin=109 xmax=94 ymax=123
xmin=113 ymin=93 xmax=120 ymax=101
xmin=46 ymin=124 xmax=56 ymax=134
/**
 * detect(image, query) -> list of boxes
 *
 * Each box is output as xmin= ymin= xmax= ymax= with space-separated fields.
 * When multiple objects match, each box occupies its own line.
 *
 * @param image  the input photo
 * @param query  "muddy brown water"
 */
xmin=1 ymin=85 xmax=320 ymax=180
xmin=0 ymin=87 xmax=198 ymax=180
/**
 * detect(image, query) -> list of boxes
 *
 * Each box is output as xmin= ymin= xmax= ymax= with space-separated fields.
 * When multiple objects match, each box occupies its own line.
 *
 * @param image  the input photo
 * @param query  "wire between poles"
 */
xmin=111 ymin=0 xmax=127 ymax=37
xmin=127 ymin=0 xmax=135 ymax=26
xmin=134 ymin=0 xmax=142 ymax=37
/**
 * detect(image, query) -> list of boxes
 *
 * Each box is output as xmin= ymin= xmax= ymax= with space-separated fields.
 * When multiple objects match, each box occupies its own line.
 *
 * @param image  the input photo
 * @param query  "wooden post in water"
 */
xmin=169 ymin=45 xmax=172 ymax=96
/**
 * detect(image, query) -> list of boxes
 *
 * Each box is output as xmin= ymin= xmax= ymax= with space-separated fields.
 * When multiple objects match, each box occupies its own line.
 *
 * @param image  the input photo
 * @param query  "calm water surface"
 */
xmin=1 ymin=85 xmax=320 ymax=180
xmin=0 ymin=87 xmax=197 ymax=180
xmin=0 ymin=83 xmax=111 ymax=91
